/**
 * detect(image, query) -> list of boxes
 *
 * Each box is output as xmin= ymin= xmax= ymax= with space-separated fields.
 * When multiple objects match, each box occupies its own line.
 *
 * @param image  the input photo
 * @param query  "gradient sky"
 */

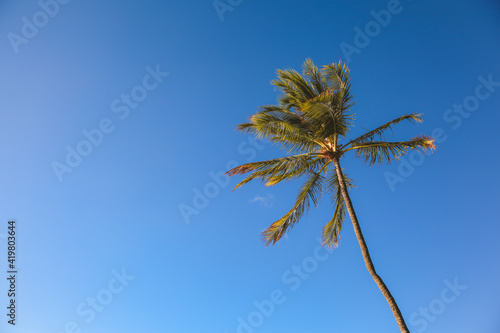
xmin=1 ymin=1 xmax=499 ymax=332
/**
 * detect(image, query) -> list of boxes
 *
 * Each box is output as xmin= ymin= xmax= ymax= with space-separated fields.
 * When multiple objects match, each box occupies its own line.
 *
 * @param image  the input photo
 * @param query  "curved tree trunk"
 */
xmin=332 ymin=158 xmax=410 ymax=333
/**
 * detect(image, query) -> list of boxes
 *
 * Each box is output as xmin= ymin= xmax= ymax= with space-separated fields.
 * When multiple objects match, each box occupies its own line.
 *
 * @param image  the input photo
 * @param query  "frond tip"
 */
xmin=411 ymin=135 xmax=437 ymax=152
xmin=226 ymin=164 xmax=255 ymax=176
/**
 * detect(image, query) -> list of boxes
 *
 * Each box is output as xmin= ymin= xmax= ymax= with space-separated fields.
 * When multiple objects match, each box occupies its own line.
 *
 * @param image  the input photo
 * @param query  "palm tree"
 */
xmin=226 ymin=59 xmax=436 ymax=332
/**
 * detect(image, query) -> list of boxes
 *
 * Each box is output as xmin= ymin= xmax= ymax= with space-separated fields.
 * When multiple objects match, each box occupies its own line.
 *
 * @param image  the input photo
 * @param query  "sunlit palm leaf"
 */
xmin=345 ymin=113 xmax=423 ymax=147
xmin=351 ymin=135 xmax=436 ymax=165
xmin=322 ymin=60 xmax=355 ymax=112
xmin=227 ymin=154 xmax=324 ymax=189
xmin=262 ymin=165 xmax=329 ymax=245
xmin=322 ymin=171 xmax=355 ymax=247
xmin=303 ymin=58 xmax=326 ymax=95
xmin=237 ymin=107 xmax=320 ymax=153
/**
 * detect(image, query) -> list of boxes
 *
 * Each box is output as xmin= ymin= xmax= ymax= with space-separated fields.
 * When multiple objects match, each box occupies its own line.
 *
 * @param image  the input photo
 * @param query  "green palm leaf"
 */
xmin=350 ymin=135 xmax=436 ymax=165
xmin=272 ymin=68 xmax=317 ymax=108
xmin=303 ymin=58 xmax=326 ymax=94
xmin=226 ymin=153 xmax=324 ymax=189
xmin=237 ymin=106 xmax=321 ymax=153
xmin=345 ymin=113 xmax=423 ymax=147
xmin=322 ymin=171 xmax=355 ymax=247
xmin=262 ymin=164 xmax=329 ymax=245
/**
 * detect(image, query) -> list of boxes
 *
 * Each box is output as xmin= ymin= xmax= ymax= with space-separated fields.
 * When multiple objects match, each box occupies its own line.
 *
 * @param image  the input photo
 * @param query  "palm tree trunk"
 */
xmin=332 ymin=157 xmax=410 ymax=333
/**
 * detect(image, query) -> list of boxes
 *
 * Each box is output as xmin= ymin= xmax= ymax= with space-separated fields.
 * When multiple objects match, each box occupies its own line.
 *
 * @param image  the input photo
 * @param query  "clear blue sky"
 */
xmin=1 ymin=0 xmax=499 ymax=332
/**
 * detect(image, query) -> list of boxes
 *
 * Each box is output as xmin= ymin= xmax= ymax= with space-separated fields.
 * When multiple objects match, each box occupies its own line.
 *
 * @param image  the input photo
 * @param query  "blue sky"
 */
xmin=1 ymin=0 xmax=499 ymax=332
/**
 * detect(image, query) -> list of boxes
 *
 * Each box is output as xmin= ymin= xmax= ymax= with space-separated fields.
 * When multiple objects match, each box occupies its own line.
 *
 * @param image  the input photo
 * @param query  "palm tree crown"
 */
xmin=227 ymin=59 xmax=435 ymax=247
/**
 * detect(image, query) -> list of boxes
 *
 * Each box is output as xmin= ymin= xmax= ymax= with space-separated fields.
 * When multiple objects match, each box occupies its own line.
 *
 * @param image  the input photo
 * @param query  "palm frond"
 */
xmin=272 ymin=68 xmax=316 ymax=108
xmin=237 ymin=106 xmax=321 ymax=153
xmin=263 ymin=157 xmax=326 ymax=186
xmin=226 ymin=153 xmax=325 ymax=190
xmin=266 ymin=60 xmax=355 ymax=142
xmin=322 ymin=195 xmax=345 ymax=248
xmin=344 ymin=113 xmax=423 ymax=147
xmin=321 ymin=60 xmax=355 ymax=112
xmin=322 ymin=171 xmax=355 ymax=247
xmin=303 ymin=58 xmax=326 ymax=95
xmin=262 ymin=164 xmax=329 ymax=245
xmin=351 ymin=135 xmax=436 ymax=165
xmin=300 ymin=90 xmax=353 ymax=139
